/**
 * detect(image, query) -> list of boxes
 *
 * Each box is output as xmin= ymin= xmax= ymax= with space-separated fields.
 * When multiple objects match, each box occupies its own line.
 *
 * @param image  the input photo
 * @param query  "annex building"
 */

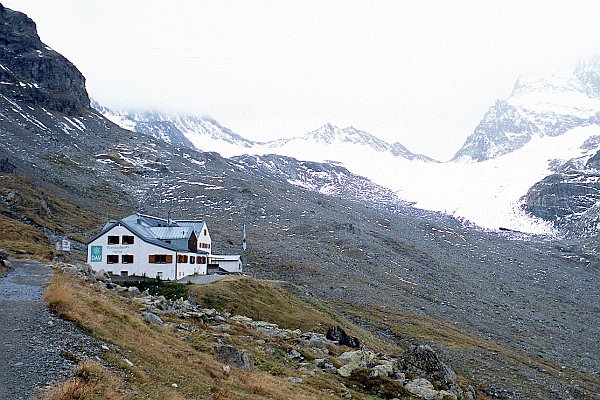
xmin=87 ymin=213 xmax=242 ymax=280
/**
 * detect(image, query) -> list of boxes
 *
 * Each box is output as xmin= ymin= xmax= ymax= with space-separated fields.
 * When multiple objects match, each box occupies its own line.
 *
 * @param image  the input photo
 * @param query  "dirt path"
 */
xmin=0 ymin=259 xmax=101 ymax=399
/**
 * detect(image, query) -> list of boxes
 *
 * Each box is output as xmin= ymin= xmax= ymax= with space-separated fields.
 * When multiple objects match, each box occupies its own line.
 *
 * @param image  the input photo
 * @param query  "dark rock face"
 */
xmin=524 ymin=149 xmax=600 ymax=236
xmin=214 ymin=345 xmax=254 ymax=370
xmin=0 ymin=4 xmax=89 ymax=114
xmin=398 ymin=345 xmax=457 ymax=385
xmin=325 ymin=326 xmax=360 ymax=348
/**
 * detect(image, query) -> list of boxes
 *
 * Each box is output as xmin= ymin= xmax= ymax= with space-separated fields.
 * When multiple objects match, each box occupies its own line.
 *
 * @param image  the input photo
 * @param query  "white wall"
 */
xmin=88 ymin=225 xmax=177 ymax=280
xmin=197 ymin=222 xmax=212 ymax=254
xmin=175 ymin=252 xmax=208 ymax=280
xmin=213 ymin=256 xmax=242 ymax=273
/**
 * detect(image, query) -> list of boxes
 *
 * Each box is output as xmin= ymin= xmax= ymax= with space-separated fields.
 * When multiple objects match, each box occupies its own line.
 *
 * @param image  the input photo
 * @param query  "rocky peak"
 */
xmin=574 ymin=55 xmax=600 ymax=98
xmin=304 ymin=123 xmax=391 ymax=152
xmin=0 ymin=4 xmax=89 ymax=114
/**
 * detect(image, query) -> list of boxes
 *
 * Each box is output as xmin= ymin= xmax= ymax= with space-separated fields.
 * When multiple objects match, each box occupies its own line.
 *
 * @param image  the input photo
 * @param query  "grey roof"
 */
xmin=149 ymin=226 xmax=193 ymax=240
xmin=174 ymin=220 xmax=207 ymax=236
xmin=87 ymin=213 xmax=208 ymax=254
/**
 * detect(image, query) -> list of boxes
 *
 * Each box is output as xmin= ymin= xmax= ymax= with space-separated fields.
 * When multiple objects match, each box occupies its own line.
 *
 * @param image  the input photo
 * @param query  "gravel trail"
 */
xmin=0 ymin=260 xmax=102 ymax=400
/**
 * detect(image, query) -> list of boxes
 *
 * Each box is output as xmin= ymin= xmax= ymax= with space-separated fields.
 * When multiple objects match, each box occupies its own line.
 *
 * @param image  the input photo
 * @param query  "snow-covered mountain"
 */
xmin=92 ymin=102 xmax=255 ymax=155
xmin=93 ymin=104 xmax=435 ymax=163
xmin=452 ymin=57 xmax=600 ymax=162
xmin=256 ymin=123 xmax=436 ymax=162
xmin=92 ymin=58 xmax=600 ymax=235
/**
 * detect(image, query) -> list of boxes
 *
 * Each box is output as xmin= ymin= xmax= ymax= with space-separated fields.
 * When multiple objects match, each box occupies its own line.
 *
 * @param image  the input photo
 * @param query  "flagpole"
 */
xmin=242 ymin=223 xmax=247 ymax=272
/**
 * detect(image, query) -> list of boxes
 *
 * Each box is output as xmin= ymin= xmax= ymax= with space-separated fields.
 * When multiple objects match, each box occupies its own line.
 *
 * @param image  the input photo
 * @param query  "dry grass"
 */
xmin=191 ymin=277 xmax=337 ymax=333
xmin=41 ymin=361 xmax=132 ymax=400
xmin=42 ymin=270 xmax=379 ymax=399
xmin=0 ymin=214 xmax=53 ymax=260
xmin=0 ymin=173 xmax=106 ymax=245
xmin=189 ymin=276 xmax=393 ymax=352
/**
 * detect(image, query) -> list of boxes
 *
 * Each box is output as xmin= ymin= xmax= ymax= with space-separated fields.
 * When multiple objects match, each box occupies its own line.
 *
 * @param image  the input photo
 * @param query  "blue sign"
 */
xmin=90 ymin=246 xmax=102 ymax=262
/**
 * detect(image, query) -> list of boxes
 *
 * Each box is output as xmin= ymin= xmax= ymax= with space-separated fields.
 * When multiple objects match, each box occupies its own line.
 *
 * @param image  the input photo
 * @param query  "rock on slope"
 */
xmin=453 ymin=58 xmax=600 ymax=162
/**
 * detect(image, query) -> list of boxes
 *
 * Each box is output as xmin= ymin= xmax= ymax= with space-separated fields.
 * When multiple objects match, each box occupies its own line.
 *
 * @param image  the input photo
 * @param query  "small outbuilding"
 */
xmin=209 ymin=255 xmax=243 ymax=274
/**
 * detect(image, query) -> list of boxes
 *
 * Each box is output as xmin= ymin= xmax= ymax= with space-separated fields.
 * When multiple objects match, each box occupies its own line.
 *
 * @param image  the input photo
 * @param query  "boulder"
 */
xmin=398 ymin=345 xmax=457 ymax=384
xmin=0 ymin=248 xmax=8 ymax=260
xmin=214 ymin=345 xmax=254 ymax=370
xmin=404 ymin=378 xmax=442 ymax=400
xmin=127 ymin=286 xmax=141 ymax=296
xmin=287 ymin=349 xmax=304 ymax=360
xmin=326 ymin=326 xmax=360 ymax=348
xmin=368 ymin=363 xmax=394 ymax=378
xmin=141 ymin=311 xmax=164 ymax=325
xmin=93 ymin=269 xmax=111 ymax=283
xmin=338 ymin=361 xmax=360 ymax=378
xmin=338 ymin=350 xmax=376 ymax=367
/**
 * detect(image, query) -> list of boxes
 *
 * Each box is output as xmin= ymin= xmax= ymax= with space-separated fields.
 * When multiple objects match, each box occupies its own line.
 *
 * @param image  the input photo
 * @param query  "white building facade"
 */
xmin=86 ymin=213 xmax=215 ymax=280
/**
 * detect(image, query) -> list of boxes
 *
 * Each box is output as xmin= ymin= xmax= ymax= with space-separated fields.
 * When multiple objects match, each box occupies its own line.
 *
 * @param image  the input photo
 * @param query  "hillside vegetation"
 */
xmin=0 ymin=173 xmax=114 ymax=260
xmin=41 ymin=268 xmax=483 ymax=400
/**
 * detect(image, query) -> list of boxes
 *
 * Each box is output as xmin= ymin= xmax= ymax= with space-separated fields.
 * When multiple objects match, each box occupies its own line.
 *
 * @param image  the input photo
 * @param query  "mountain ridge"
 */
xmin=452 ymin=59 xmax=600 ymax=162
xmin=93 ymin=102 xmax=436 ymax=162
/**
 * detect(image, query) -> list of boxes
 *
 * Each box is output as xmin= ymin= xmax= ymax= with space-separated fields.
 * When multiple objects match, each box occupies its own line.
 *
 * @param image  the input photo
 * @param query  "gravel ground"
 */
xmin=0 ymin=260 xmax=103 ymax=400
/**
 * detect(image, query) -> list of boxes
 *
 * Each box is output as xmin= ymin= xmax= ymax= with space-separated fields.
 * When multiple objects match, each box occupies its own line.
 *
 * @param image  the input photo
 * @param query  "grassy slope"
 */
xmin=0 ymin=173 xmax=110 ymax=260
xmin=190 ymin=277 xmax=394 ymax=352
xmin=43 ymin=271 xmax=424 ymax=400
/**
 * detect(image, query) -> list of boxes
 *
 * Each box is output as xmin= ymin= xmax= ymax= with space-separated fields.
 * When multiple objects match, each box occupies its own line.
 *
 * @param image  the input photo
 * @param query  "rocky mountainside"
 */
xmin=0 ymin=4 xmax=89 ymax=114
xmin=232 ymin=154 xmax=404 ymax=205
xmin=1 ymin=5 xmax=599 ymax=398
xmin=524 ymin=135 xmax=600 ymax=236
xmin=453 ymin=58 xmax=600 ymax=162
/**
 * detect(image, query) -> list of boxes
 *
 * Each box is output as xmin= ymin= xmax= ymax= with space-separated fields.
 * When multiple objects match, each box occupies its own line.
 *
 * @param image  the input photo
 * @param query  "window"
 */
xmin=203 ymin=229 xmax=207 ymax=236
xmin=197 ymin=256 xmax=207 ymax=264
xmin=120 ymin=270 xmax=128 ymax=277
xmin=108 ymin=236 xmax=119 ymax=245
xmin=200 ymin=243 xmax=210 ymax=249
xmin=107 ymin=255 xmax=119 ymax=264
xmin=122 ymin=255 xmax=134 ymax=264
xmin=177 ymin=255 xmax=188 ymax=263
xmin=149 ymin=254 xmax=173 ymax=264
xmin=122 ymin=235 xmax=134 ymax=245
xmin=190 ymin=256 xmax=195 ymax=264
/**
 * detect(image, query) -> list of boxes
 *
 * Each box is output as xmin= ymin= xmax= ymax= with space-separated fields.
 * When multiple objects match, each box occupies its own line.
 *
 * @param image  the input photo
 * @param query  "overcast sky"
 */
xmin=4 ymin=1 xmax=600 ymax=160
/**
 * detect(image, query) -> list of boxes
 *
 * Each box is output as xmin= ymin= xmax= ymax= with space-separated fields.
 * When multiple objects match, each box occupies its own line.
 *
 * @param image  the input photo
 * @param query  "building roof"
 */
xmin=149 ymin=226 xmax=194 ymax=240
xmin=87 ymin=213 xmax=209 ymax=254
